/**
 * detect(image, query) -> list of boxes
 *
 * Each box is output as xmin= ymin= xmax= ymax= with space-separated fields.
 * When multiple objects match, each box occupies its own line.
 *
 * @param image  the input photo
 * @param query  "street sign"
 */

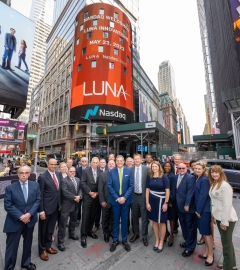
xmin=27 ymin=134 xmax=37 ymax=138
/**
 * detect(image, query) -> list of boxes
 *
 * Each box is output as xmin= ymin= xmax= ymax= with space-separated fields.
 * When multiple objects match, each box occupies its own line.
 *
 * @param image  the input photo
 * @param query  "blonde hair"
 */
xmin=58 ymin=162 xmax=67 ymax=172
xmin=194 ymin=161 xmax=208 ymax=177
xmin=208 ymin=165 xmax=227 ymax=190
xmin=149 ymin=161 xmax=163 ymax=178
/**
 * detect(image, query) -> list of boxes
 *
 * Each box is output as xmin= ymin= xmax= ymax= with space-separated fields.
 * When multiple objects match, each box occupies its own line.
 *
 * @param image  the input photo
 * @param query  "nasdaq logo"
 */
xmin=84 ymin=106 xmax=99 ymax=119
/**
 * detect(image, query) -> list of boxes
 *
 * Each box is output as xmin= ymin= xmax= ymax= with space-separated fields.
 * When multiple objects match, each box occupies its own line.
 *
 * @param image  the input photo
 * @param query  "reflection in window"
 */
xmin=80 ymin=24 xmax=83 ymax=31
xmin=78 ymin=64 xmax=82 ymax=71
xmin=99 ymin=8 xmax=104 ymax=15
xmin=91 ymin=61 xmax=97 ymax=68
xmin=98 ymin=45 xmax=104 ymax=52
xmin=127 ymin=56 xmax=130 ymax=63
xmin=120 ymin=37 xmax=124 ymax=44
xmin=76 ymin=39 xmax=79 ymax=45
xmin=82 ymin=47 xmax=86 ymax=55
xmin=114 ymin=12 xmax=118 ymax=19
xmin=103 ymin=32 xmax=108 ymax=38
xmin=110 ymin=21 xmax=114 ymax=28
xmin=124 ymin=67 xmax=127 ymax=74
xmin=93 ymin=19 xmax=98 ymax=26
xmin=109 ymin=62 xmax=114 ymax=69
xmin=123 ymin=28 xmax=127 ymax=35
xmin=84 ymin=12 xmax=88 ymax=19
xmin=114 ymin=48 xmax=118 ymax=55
xmin=87 ymin=32 xmax=92 ymax=39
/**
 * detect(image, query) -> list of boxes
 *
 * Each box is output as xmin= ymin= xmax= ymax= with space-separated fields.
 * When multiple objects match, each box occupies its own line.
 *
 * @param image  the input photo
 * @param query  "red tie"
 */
xmin=176 ymin=168 xmax=179 ymax=174
xmin=52 ymin=173 xmax=59 ymax=190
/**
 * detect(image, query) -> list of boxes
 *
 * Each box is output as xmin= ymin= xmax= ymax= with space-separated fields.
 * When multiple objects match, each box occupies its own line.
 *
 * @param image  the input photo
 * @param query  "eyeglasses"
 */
xmin=178 ymin=168 xmax=186 ymax=170
xmin=18 ymin=172 xmax=30 ymax=175
xmin=69 ymin=171 xmax=76 ymax=173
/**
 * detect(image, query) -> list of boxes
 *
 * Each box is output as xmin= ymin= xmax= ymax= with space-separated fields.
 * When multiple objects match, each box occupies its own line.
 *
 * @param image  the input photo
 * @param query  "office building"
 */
xmin=0 ymin=0 xmax=11 ymax=6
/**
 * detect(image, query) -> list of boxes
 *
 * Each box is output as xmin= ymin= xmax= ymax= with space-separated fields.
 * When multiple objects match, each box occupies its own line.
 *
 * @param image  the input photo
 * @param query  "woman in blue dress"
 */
xmin=194 ymin=161 xmax=214 ymax=266
xmin=146 ymin=161 xmax=170 ymax=253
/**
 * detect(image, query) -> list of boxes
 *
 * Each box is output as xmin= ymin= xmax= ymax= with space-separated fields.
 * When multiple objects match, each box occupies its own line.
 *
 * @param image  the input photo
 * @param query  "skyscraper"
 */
xmin=0 ymin=0 xmax=11 ymax=6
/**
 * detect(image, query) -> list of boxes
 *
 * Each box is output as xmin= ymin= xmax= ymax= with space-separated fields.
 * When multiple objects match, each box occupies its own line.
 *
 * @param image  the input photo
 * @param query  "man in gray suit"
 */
xmin=57 ymin=166 xmax=82 ymax=251
xmin=130 ymin=153 xmax=150 ymax=246
xmin=98 ymin=160 xmax=115 ymax=242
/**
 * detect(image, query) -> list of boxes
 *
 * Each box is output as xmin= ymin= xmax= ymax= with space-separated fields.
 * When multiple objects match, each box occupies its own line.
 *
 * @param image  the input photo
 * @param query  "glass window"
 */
xmin=124 ymin=67 xmax=127 ymax=74
xmin=110 ymin=21 xmax=114 ymax=28
xmin=80 ymin=24 xmax=83 ymax=31
xmin=93 ymin=19 xmax=98 ymax=26
xmin=98 ymin=45 xmax=104 ymax=52
xmin=103 ymin=32 xmax=108 ymax=38
xmin=87 ymin=32 xmax=92 ymax=39
xmin=75 ymin=20 xmax=78 ymax=27
xmin=127 ymin=56 xmax=130 ymax=63
xmin=120 ymin=37 xmax=124 ymax=44
xmin=114 ymin=12 xmax=118 ymax=19
xmin=234 ymin=163 xmax=240 ymax=170
xmin=99 ymin=8 xmax=104 ymax=15
xmin=76 ymin=39 xmax=79 ymax=45
xmin=109 ymin=62 xmax=114 ymax=69
xmin=84 ymin=12 xmax=88 ymax=19
xmin=82 ymin=47 xmax=86 ymax=55
xmin=114 ymin=48 xmax=118 ymax=55
xmin=123 ymin=28 xmax=127 ymax=35
xmin=78 ymin=64 xmax=82 ymax=71
xmin=73 ymin=55 xmax=76 ymax=62
xmin=91 ymin=61 xmax=97 ymax=68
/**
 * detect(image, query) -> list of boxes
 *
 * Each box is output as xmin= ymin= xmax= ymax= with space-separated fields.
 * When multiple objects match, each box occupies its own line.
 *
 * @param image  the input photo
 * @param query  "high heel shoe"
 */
xmin=168 ymin=236 xmax=174 ymax=247
xmin=198 ymin=254 xmax=207 ymax=259
xmin=205 ymin=259 xmax=214 ymax=266
xmin=153 ymin=246 xmax=158 ymax=251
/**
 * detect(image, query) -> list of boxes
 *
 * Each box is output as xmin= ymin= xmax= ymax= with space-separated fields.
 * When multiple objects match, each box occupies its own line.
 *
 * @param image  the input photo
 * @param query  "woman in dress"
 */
xmin=58 ymin=162 xmax=67 ymax=178
xmin=209 ymin=165 xmax=238 ymax=270
xmin=146 ymin=161 xmax=170 ymax=253
xmin=194 ymin=162 xmax=214 ymax=267
xmin=162 ymin=162 xmax=177 ymax=246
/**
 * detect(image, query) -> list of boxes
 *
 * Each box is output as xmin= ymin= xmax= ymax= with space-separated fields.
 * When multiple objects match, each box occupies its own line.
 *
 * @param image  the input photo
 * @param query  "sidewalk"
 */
xmin=0 ymin=194 xmax=240 ymax=270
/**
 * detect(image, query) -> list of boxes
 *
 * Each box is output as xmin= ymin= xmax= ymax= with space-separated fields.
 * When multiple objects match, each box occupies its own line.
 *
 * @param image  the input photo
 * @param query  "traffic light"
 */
xmin=75 ymin=124 xmax=78 ymax=131
xmin=103 ymin=128 xmax=107 ymax=135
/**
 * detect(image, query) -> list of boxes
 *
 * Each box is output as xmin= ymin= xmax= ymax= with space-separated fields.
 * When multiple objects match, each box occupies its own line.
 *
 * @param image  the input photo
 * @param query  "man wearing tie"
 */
xmin=130 ymin=154 xmax=149 ymax=246
xmin=143 ymin=154 xmax=153 ymax=167
xmin=58 ymin=166 xmax=82 ymax=251
xmin=38 ymin=158 xmax=62 ymax=261
xmin=108 ymin=155 xmax=134 ymax=252
xmin=81 ymin=157 xmax=101 ymax=248
xmin=3 ymin=165 xmax=41 ymax=270
xmin=173 ymin=154 xmax=182 ymax=175
xmin=176 ymin=163 xmax=197 ymax=257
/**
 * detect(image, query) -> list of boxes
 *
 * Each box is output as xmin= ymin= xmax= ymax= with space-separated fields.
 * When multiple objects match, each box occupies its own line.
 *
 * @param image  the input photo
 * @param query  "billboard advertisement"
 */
xmin=71 ymin=3 xmax=133 ymax=123
xmin=139 ymin=91 xmax=158 ymax=122
xmin=0 ymin=118 xmax=25 ymax=143
xmin=230 ymin=0 xmax=240 ymax=58
xmin=0 ymin=2 xmax=35 ymax=109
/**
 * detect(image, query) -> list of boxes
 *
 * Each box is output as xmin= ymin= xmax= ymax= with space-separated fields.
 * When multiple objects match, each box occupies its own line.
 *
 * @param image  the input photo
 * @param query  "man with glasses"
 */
xmin=38 ymin=158 xmax=63 ymax=261
xmin=3 ymin=165 xmax=40 ymax=270
xmin=176 ymin=162 xmax=197 ymax=257
xmin=57 ymin=166 xmax=82 ymax=251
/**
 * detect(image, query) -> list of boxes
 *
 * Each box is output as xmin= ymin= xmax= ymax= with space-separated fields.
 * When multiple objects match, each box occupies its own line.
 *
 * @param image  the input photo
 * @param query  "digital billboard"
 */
xmin=230 ymin=0 xmax=240 ymax=58
xmin=0 ymin=2 xmax=35 ymax=110
xmin=139 ymin=91 xmax=159 ymax=122
xmin=71 ymin=3 xmax=133 ymax=123
xmin=0 ymin=118 xmax=25 ymax=143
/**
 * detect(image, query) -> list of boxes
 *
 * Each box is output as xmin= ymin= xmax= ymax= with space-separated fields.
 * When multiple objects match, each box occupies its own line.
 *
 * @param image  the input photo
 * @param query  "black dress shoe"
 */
xmin=110 ymin=240 xmax=119 ymax=252
xmin=58 ymin=244 xmax=66 ymax=251
xmin=81 ymin=239 xmax=87 ymax=248
xmin=198 ymin=254 xmax=207 ymax=259
xmin=142 ymin=238 xmax=148 ymax=246
xmin=104 ymin=234 xmax=109 ymax=242
xmin=69 ymin=235 xmax=79 ymax=240
xmin=182 ymin=250 xmax=194 ymax=257
xmin=129 ymin=234 xmax=139 ymax=242
xmin=122 ymin=241 xmax=131 ymax=252
xmin=180 ymin=242 xmax=186 ymax=248
xmin=21 ymin=262 xmax=36 ymax=270
xmin=205 ymin=259 xmax=214 ymax=266
xmin=87 ymin=232 xmax=98 ymax=239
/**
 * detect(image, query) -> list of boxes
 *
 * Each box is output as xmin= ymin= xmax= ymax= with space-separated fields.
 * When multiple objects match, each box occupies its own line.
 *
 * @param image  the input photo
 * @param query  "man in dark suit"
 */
xmin=176 ymin=162 xmax=197 ymax=257
xmin=98 ymin=159 xmax=115 ymax=242
xmin=38 ymin=158 xmax=62 ymax=261
xmin=4 ymin=165 xmax=41 ymax=270
xmin=58 ymin=166 xmax=82 ymax=251
xmin=80 ymin=157 xmax=102 ymax=248
xmin=108 ymin=155 xmax=134 ymax=252
xmin=130 ymin=154 xmax=149 ymax=246
xmin=142 ymin=154 xmax=153 ymax=167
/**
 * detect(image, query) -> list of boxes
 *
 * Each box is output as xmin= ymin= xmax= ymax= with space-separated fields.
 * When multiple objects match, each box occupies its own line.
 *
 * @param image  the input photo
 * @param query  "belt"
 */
xmin=134 ymin=193 xmax=142 ymax=196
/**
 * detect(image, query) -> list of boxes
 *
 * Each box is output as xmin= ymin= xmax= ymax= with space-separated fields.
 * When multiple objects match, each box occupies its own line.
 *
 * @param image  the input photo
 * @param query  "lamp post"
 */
xmin=81 ymin=117 xmax=91 ymax=164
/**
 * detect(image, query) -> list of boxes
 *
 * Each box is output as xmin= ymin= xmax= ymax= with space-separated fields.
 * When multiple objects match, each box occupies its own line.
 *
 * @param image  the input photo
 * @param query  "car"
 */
xmin=39 ymin=158 xmax=48 ymax=167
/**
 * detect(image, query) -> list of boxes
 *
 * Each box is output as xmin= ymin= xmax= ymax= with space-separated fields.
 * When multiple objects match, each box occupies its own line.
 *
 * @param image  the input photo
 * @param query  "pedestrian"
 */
xmin=3 ymin=165 xmax=40 ymax=270
xmin=16 ymin=40 xmax=29 ymax=72
xmin=209 ymin=165 xmax=238 ymax=270
xmin=146 ymin=161 xmax=170 ymax=253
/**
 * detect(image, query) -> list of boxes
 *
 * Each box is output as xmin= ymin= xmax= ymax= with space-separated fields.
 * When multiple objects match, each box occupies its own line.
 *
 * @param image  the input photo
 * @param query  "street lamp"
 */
xmin=80 ymin=117 xmax=91 ymax=164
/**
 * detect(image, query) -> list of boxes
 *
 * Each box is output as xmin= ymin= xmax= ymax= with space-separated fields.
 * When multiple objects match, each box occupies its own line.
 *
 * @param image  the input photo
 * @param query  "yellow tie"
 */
xmin=119 ymin=169 xmax=122 ymax=195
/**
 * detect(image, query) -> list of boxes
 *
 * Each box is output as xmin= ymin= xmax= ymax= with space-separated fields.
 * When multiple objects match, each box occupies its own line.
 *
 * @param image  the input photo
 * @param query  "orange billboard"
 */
xmin=71 ymin=3 xmax=134 ymax=123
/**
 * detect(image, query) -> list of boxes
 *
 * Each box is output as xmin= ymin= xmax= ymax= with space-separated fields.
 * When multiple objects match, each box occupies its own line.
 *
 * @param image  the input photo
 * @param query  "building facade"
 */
xmin=0 ymin=0 xmax=11 ymax=6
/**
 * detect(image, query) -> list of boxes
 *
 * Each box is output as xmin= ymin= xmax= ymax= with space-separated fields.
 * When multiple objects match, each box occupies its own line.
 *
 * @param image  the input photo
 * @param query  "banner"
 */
xmin=0 ymin=118 xmax=25 ymax=143
xmin=139 ymin=91 xmax=159 ymax=122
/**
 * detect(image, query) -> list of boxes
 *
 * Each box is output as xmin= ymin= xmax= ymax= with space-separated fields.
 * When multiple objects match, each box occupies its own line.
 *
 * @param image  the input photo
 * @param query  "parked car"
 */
xmin=39 ymin=158 xmax=48 ymax=167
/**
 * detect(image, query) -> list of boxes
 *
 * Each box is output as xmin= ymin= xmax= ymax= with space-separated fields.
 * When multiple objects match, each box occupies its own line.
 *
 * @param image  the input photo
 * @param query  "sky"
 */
xmin=11 ymin=0 xmax=206 ymax=138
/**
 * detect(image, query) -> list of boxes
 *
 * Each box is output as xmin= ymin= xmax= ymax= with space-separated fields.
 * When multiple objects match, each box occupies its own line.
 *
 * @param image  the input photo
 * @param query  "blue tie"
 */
xmin=22 ymin=183 xmax=27 ymax=203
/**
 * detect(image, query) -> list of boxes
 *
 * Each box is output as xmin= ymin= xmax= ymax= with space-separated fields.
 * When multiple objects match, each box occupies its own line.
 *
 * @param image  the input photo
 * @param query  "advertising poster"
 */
xmin=139 ymin=91 xmax=158 ymax=122
xmin=0 ymin=2 xmax=35 ymax=109
xmin=229 ymin=0 xmax=240 ymax=59
xmin=0 ymin=118 xmax=25 ymax=143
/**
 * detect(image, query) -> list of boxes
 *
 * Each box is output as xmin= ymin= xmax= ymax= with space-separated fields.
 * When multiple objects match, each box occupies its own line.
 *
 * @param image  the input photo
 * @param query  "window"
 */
xmin=87 ymin=32 xmax=92 ymax=39
xmin=103 ymin=32 xmax=108 ymax=38
xmin=74 ymin=55 xmax=76 ymax=61
xmin=110 ymin=21 xmax=114 ymax=28
xmin=114 ymin=12 xmax=118 ymax=19
xmin=80 ymin=24 xmax=83 ymax=31
xmin=78 ymin=64 xmax=82 ymax=71
xmin=119 ymin=37 xmax=124 ymax=44
xmin=123 ymin=28 xmax=127 ymax=35
xmin=98 ymin=45 xmax=104 ymax=52
xmin=109 ymin=62 xmax=114 ymax=69
xmin=75 ymin=20 xmax=78 ymax=27
xmin=127 ymin=56 xmax=130 ymax=63
xmin=82 ymin=47 xmax=86 ymax=55
xmin=76 ymin=39 xmax=79 ymax=45
xmin=124 ymin=67 xmax=127 ymax=74
xmin=91 ymin=60 xmax=96 ymax=68
xmin=93 ymin=19 xmax=98 ymax=26
xmin=99 ymin=8 xmax=104 ymax=15
xmin=84 ymin=12 xmax=88 ymax=19
xmin=114 ymin=48 xmax=118 ymax=55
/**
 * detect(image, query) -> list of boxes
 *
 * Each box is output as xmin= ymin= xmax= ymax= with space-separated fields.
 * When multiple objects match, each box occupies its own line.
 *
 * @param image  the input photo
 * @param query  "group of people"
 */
xmin=2 ymin=153 xmax=238 ymax=270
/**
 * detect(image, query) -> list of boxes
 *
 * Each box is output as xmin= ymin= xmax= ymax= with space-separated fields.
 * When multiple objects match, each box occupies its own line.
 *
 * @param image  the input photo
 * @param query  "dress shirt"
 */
xmin=92 ymin=168 xmax=97 ymax=182
xmin=134 ymin=165 xmax=142 ymax=193
xmin=48 ymin=170 xmax=59 ymax=186
xmin=19 ymin=180 xmax=28 ymax=198
xmin=176 ymin=174 xmax=185 ymax=188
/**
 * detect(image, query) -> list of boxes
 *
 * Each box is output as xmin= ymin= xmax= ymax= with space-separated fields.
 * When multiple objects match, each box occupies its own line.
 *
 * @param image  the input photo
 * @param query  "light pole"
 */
xmin=81 ymin=117 xmax=91 ymax=163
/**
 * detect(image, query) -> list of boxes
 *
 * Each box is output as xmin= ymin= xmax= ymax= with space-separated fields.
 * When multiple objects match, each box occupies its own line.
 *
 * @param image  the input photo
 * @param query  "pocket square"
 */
xmin=125 ymin=175 xmax=128 ymax=176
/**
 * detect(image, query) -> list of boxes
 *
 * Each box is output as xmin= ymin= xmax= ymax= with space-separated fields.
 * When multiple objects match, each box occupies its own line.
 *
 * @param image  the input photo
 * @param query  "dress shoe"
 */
xmin=180 ymin=242 xmax=186 ymax=248
xmin=69 ymin=235 xmax=79 ymax=240
xmin=205 ymin=259 xmax=214 ymax=266
xmin=168 ymin=241 xmax=173 ymax=247
xmin=129 ymin=234 xmax=139 ymax=242
xmin=47 ymin=247 xmax=58 ymax=254
xmin=81 ymin=239 xmax=87 ymax=248
xmin=58 ymin=244 xmax=66 ymax=251
xmin=157 ymin=247 xmax=163 ymax=253
xmin=122 ymin=241 xmax=131 ymax=252
xmin=182 ymin=250 xmax=194 ymax=257
xmin=104 ymin=234 xmax=109 ymax=242
xmin=153 ymin=246 xmax=158 ymax=251
xmin=40 ymin=251 xmax=49 ymax=261
xmin=87 ymin=232 xmax=98 ymax=239
xmin=142 ymin=238 xmax=148 ymax=246
xmin=198 ymin=254 xmax=207 ymax=259
xmin=21 ymin=262 xmax=36 ymax=270
xmin=92 ymin=226 xmax=99 ymax=233
xmin=110 ymin=240 xmax=119 ymax=252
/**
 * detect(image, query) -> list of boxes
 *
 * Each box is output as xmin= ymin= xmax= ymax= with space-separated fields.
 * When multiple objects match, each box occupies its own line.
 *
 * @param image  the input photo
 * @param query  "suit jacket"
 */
xmin=98 ymin=170 xmax=111 ymax=208
xmin=3 ymin=180 xmax=41 ymax=233
xmin=76 ymin=166 xmax=88 ymax=180
xmin=108 ymin=167 xmax=134 ymax=206
xmin=81 ymin=166 xmax=102 ymax=199
xmin=130 ymin=165 xmax=149 ymax=201
xmin=176 ymin=173 xmax=195 ymax=213
xmin=4 ymin=33 xmax=17 ymax=51
xmin=167 ymin=172 xmax=177 ymax=204
xmin=195 ymin=175 xmax=211 ymax=215
xmin=38 ymin=170 xmax=62 ymax=215
xmin=61 ymin=176 xmax=82 ymax=212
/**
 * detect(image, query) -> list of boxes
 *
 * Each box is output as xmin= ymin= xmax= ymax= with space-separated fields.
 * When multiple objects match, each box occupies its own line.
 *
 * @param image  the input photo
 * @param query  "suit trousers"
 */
xmin=58 ymin=209 xmax=78 ymax=245
xmin=77 ymin=199 xmax=82 ymax=221
xmin=94 ymin=203 xmax=102 ymax=227
xmin=177 ymin=210 xmax=197 ymax=252
xmin=112 ymin=203 xmax=130 ymax=242
xmin=216 ymin=220 xmax=236 ymax=269
xmin=101 ymin=206 xmax=114 ymax=235
xmin=5 ymin=223 xmax=34 ymax=270
xmin=38 ymin=209 xmax=59 ymax=254
xmin=81 ymin=196 xmax=99 ymax=239
xmin=132 ymin=195 xmax=148 ymax=238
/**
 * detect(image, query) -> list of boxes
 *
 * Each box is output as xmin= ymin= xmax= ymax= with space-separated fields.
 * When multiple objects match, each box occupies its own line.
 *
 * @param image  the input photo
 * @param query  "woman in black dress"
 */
xmin=146 ymin=161 xmax=170 ymax=253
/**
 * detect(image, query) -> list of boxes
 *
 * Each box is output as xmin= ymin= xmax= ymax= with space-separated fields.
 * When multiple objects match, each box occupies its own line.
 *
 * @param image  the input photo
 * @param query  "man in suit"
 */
xmin=80 ymin=157 xmax=102 ymax=248
xmin=4 ymin=165 xmax=41 ymax=270
xmin=130 ymin=154 xmax=149 ymax=246
xmin=142 ymin=154 xmax=153 ymax=167
xmin=98 ymin=159 xmax=115 ymax=242
xmin=38 ymin=158 xmax=62 ymax=261
xmin=176 ymin=162 xmax=197 ymax=257
xmin=108 ymin=155 xmax=134 ymax=252
xmin=126 ymin=157 xmax=134 ymax=168
xmin=66 ymin=158 xmax=73 ymax=172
